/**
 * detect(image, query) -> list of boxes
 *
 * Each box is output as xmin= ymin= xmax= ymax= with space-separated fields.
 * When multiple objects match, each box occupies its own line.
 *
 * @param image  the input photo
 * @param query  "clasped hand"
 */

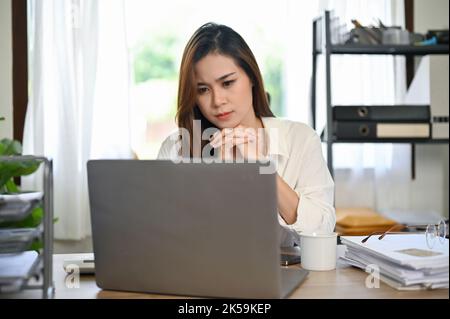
xmin=209 ymin=125 xmax=266 ymax=161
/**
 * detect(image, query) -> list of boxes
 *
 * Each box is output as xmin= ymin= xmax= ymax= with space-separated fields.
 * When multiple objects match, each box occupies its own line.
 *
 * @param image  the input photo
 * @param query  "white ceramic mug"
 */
xmin=300 ymin=232 xmax=337 ymax=271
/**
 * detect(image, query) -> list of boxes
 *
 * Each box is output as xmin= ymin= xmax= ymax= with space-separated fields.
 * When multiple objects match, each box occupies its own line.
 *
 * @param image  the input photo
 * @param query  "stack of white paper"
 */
xmin=340 ymin=234 xmax=449 ymax=290
xmin=0 ymin=250 xmax=39 ymax=288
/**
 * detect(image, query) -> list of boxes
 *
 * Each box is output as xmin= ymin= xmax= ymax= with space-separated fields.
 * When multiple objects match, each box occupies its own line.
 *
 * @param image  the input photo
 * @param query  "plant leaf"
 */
xmin=0 ymin=206 xmax=43 ymax=228
xmin=0 ymin=143 xmax=6 ymax=155
xmin=5 ymin=179 xmax=20 ymax=193
xmin=0 ymin=159 xmax=42 ymax=190
xmin=0 ymin=173 xmax=14 ymax=190
xmin=0 ymin=138 xmax=22 ymax=155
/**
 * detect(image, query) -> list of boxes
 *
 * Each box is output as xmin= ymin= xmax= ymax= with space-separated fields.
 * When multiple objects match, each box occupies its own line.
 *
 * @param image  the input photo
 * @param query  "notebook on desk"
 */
xmin=87 ymin=160 xmax=308 ymax=298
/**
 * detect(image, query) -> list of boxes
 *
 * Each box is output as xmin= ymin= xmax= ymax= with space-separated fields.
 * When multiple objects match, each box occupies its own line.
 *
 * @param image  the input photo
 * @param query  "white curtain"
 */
xmin=23 ymin=0 xmax=132 ymax=240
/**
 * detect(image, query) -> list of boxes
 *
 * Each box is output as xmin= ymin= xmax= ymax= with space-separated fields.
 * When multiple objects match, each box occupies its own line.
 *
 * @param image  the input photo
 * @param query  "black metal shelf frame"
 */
xmin=323 ymin=139 xmax=450 ymax=144
xmin=316 ymin=44 xmax=450 ymax=55
xmin=311 ymin=11 xmax=450 ymax=178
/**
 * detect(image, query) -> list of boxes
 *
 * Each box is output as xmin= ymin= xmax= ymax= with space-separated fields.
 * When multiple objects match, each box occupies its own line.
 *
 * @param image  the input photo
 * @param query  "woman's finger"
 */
xmin=211 ymin=127 xmax=256 ymax=144
xmin=211 ymin=134 xmax=255 ymax=148
xmin=209 ymin=128 xmax=232 ymax=146
xmin=210 ymin=129 xmax=255 ymax=147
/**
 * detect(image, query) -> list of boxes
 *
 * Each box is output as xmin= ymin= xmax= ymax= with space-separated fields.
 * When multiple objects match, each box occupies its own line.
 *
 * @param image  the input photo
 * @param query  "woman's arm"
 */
xmin=287 ymin=132 xmax=335 ymax=234
xmin=276 ymin=174 xmax=299 ymax=225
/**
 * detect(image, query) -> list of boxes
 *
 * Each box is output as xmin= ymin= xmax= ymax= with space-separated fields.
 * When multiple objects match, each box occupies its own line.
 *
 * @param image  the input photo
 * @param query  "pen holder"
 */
xmin=382 ymin=28 xmax=411 ymax=45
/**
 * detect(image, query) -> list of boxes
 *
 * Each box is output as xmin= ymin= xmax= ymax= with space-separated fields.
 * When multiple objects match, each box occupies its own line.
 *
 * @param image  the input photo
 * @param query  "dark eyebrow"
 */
xmin=197 ymin=72 xmax=236 ymax=86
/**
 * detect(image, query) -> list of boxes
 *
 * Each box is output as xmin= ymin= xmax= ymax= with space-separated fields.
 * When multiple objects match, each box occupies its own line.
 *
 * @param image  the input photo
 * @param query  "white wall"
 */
xmin=413 ymin=0 xmax=449 ymax=218
xmin=0 ymin=0 xmax=13 ymax=139
xmin=414 ymin=0 xmax=449 ymax=34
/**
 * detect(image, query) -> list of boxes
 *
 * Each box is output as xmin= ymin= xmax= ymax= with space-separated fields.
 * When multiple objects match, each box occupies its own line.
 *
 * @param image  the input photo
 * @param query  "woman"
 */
xmin=158 ymin=22 xmax=335 ymax=247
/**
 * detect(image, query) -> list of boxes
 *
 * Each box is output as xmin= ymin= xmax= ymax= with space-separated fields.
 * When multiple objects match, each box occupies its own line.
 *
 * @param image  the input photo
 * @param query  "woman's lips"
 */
xmin=216 ymin=111 xmax=233 ymax=121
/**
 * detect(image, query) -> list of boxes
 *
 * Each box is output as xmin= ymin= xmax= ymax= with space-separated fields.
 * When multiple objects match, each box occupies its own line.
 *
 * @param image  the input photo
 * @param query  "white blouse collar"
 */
xmin=261 ymin=117 xmax=290 ymax=158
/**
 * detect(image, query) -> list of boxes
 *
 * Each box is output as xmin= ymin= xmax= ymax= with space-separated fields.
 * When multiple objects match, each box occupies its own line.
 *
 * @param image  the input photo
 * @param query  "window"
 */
xmin=124 ymin=0 xmax=301 ymax=159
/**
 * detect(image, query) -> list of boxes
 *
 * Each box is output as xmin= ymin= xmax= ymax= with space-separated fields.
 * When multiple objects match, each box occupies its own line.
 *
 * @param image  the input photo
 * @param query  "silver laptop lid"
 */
xmin=87 ymin=160 xmax=282 ymax=298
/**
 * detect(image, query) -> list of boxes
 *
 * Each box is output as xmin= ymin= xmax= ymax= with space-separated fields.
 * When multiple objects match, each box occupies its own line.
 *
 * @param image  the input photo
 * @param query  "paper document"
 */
xmin=0 ymin=192 xmax=43 ymax=202
xmin=340 ymin=234 xmax=449 ymax=290
xmin=0 ymin=251 xmax=39 ymax=284
xmin=341 ymin=234 xmax=448 ymax=269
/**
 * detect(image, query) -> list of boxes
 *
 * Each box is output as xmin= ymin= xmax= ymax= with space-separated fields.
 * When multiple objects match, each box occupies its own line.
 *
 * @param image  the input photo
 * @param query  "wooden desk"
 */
xmin=6 ymin=248 xmax=448 ymax=299
xmin=48 ymin=248 xmax=447 ymax=299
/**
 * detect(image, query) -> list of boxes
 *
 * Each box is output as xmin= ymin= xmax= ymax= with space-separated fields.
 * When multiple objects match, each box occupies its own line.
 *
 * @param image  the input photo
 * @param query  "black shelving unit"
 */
xmin=0 ymin=156 xmax=54 ymax=298
xmin=317 ymin=44 xmax=450 ymax=55
xmin=311 ymin=11 xmax=450 ymax=177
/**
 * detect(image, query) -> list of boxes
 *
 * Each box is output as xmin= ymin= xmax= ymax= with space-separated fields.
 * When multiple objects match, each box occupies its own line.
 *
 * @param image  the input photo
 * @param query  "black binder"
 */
xmin=333 ymin=105 xmax=430 ymax=122
xmin=333 ymin=121 xmax=431 ymax=140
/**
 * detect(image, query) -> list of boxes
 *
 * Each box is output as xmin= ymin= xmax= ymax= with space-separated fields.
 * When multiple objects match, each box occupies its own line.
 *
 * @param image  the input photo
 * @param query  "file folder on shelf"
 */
xmin=333 ymin=105 xmax=430 ymax=122
xmin=333 ymin=121 xmax=430 ymax=140
xmin=0 ymin=227 xmax=42 ymax=253
xmin=0 ymin=199 xmax=41 ymax=223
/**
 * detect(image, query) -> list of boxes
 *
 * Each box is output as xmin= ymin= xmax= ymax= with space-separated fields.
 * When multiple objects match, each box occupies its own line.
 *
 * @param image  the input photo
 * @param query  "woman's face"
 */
xmin=194 ymin=53 xmax=255 ymax=129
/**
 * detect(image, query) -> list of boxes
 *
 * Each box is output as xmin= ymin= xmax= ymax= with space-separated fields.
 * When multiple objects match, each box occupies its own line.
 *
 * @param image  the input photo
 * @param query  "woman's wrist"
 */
xmin=276 ymin=174 xmax=299 ymax=225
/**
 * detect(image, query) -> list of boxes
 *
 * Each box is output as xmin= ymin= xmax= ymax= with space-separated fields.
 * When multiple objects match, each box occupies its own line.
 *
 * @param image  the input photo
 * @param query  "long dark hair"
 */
xmin=176 ymin=22 xmax=274 ymax=157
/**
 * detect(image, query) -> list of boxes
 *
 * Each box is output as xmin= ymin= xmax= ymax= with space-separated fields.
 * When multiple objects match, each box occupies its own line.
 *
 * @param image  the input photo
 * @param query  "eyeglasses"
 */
xmin=361 ymin=219 xmax=448 ymax=249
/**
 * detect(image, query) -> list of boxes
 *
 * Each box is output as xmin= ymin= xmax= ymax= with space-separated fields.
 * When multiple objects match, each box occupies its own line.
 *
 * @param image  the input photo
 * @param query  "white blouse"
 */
xmin=157 ymin=117 xmax=336 ymax=247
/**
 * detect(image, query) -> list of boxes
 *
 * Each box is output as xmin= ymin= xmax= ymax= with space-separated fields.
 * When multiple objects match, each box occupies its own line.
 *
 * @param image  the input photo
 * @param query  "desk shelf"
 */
xmin=315 ymin=44 xmax=449 ymax=55
xmin=311 ymin=11 xmax=449 ymax=178
xmin=0 ymin=156 xmax=54 ymax=298
xmin=321 ymin=136 xmax=450 ymax=144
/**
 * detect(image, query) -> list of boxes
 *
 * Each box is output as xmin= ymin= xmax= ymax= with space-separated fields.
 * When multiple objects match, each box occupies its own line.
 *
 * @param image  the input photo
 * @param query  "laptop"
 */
xmin=87 ymin=160 xmax=308 ymax=298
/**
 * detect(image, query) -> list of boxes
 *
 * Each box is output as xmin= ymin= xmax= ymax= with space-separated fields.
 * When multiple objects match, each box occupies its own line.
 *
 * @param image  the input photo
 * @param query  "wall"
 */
xmin=414 ymin=0 xmax=449 ymax=218
xmin=0 ymin=0 xmax=13 ymax=139
xmin=414 ymin=0 xmax=449 ymax=34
